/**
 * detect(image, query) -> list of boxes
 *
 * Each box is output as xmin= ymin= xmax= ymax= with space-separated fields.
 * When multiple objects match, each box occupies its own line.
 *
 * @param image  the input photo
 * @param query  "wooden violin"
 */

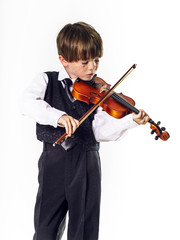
xmin=53 ymin=64 xmax=170 ymax=146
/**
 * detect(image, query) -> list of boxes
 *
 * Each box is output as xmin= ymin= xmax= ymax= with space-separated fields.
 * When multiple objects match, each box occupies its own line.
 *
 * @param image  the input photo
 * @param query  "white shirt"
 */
xmin=20 ymin=65 xmax=138 ymax=142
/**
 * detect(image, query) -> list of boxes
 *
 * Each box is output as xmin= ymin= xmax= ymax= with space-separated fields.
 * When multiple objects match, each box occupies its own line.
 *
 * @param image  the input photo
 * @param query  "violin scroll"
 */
xmin=149 ymin=119 xmax=170 ymax=141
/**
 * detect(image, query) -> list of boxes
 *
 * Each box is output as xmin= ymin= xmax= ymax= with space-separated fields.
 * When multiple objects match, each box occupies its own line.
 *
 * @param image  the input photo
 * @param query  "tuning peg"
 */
xmin=161 ymin=127 xmax=166 ymax=131
xmin=157 ymin=121 xmax=161 ymax=125
xmin=151 ymin=129 xmax=156 ymax=134
xmin=155 ymin=135 xmax=160 ymax=140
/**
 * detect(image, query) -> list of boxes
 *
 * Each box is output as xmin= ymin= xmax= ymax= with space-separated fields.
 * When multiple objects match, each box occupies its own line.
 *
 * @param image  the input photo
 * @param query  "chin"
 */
xmin=83 ymin=75 xmax=94 ymax=81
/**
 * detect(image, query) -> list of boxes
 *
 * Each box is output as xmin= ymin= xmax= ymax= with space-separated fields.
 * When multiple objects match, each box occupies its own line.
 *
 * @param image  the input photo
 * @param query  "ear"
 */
xmin=59 ymin=55 xmax=68 ymax=67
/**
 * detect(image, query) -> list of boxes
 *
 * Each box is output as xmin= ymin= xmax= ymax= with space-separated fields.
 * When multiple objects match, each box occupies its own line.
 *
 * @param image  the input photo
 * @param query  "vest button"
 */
xmin=72 ymin=105 xmax=76 ymax=110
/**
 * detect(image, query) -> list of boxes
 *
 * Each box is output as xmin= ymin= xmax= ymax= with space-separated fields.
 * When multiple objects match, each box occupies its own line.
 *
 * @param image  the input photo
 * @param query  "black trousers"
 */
xmin=33 ymin=142 xmax=101 ymax=240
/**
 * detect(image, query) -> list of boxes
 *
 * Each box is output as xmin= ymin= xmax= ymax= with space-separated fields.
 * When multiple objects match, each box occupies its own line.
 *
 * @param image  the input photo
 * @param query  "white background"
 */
xmin=0 ymin=0 xmax=179 ymax=239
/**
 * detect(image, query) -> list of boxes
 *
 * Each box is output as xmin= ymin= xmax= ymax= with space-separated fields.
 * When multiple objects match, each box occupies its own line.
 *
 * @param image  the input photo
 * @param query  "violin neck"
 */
xmin=111 ymin=92 xmax=139 ymax=114
xmin=112 ymin=93 xmax=155 ymax=125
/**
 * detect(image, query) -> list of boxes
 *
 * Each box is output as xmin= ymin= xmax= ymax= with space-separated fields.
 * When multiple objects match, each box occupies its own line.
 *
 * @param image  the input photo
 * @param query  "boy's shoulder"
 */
xmin=45 ymin=71 xmax=59 ymax=75
xmin=44 ymin=71 xmax=59 ymax=80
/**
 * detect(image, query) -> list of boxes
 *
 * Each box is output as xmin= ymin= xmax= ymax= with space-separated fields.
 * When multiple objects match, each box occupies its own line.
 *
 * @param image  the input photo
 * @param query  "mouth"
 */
xmin=87 ymin=73 xmax=94 ymax=77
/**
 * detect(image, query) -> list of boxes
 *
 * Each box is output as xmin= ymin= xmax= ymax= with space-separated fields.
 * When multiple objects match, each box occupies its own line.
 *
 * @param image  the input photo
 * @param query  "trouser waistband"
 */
xmin=43 ymin=141 xmax=100 ymax=152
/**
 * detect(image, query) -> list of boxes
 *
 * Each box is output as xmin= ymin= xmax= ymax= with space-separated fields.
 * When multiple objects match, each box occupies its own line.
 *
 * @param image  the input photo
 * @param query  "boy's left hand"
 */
xmin=133 ymin=109 xmax=150 ymax=125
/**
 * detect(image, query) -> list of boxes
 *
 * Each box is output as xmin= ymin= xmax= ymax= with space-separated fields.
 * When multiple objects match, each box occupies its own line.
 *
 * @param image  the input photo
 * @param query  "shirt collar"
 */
xmin=58 ymin=65 xmax=76 ymax=83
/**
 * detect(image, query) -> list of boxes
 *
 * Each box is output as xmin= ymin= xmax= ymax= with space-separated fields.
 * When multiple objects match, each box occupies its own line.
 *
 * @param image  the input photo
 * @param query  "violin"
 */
xmin=53 ymin=64 xmax=169 ymax=146
xmin=72 ymin=76 xmax=136 ymax=119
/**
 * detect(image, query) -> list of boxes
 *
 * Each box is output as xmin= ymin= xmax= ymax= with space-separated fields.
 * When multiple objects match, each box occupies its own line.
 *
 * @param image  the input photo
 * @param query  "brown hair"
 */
xmin=56 ymin=22 xmax=103 ymax=62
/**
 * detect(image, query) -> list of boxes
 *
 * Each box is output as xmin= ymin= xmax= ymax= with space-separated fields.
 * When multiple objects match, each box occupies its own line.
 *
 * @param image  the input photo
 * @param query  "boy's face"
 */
xmin=59 ymin=56 xmax=100 ymax=81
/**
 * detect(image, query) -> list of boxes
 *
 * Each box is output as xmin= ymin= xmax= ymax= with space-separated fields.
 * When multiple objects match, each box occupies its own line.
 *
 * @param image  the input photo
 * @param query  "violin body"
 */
xmin=72 ymin=76 xmax=136 ymax=119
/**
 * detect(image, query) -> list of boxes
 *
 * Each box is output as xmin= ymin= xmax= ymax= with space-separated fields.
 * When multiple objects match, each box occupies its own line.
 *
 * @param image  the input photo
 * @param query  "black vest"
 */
xmin=36 ymin=71 xmax=99 ymax=150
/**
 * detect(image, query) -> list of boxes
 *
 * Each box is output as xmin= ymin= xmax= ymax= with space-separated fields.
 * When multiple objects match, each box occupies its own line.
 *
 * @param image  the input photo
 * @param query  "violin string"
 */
xmin=111 ymin=92 xmax=139 ymax=114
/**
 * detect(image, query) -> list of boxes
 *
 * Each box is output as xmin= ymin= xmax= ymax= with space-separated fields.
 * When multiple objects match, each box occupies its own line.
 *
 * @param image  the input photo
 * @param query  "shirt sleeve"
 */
xmin=92 ymin=107 xmax=138 ymax=142
xmin=19 ymin=73 xmax=66 ymax=127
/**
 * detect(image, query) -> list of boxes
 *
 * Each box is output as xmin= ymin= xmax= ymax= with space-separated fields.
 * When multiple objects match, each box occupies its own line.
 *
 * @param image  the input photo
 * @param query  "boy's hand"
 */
xmin=133 ymin=109 xmax=150 ymax=125
xmin=58 ymin=114 xmax=79 ymax=136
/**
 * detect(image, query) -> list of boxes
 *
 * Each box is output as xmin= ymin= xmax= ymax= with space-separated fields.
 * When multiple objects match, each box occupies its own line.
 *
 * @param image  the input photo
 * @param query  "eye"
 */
xmin=82 ymin=61 xmax=89 ymax=65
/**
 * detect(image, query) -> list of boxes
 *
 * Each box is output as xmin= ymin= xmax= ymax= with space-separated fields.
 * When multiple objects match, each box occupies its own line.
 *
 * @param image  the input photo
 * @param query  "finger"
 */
xmin=63 ymin=121 xmax=70 ymax=136
xmin=67 ymin=117 xmax=79 ymax=136
xmin=64 ymin=118 xmax=72 ymax=136
xmin=133 ymin=110 xmax=143 ymax=122
xmin=145 ymin=115 xmax=150 ymax=124
xmin=74 ymin=119 xmax=80 ymax=128
xmin=135 ymin=110 xmax=143 ymax=120
xmin=70 ymin=119 xmax=76 ymax=134
xmin=139 ymin=109 xmax=146 ymax=118
xmin=58 ymin=115 xmax=79 ymax=136
xmin=71 ymin=119 xmax=79 ymax=133
xmin=68 ymin=118 xmax=74 ymax=136
xmin=140 ymin=110 xmax=149 ymax=121
xmin=142 ymin=115 xmax=149 ymax=125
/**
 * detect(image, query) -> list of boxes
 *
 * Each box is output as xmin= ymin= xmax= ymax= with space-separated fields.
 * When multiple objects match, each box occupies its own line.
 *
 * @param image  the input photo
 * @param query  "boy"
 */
xmin=20 ymin=22 xmax=149 ymax=240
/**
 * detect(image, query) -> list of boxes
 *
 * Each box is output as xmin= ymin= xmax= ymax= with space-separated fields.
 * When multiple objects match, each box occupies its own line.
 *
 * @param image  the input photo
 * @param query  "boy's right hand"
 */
xmin=58 ymin=114 xmax=79 ymax=137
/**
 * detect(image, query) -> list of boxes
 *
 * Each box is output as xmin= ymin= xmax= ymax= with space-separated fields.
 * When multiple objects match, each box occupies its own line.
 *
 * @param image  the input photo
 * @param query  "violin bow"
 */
xmin=53 ymin=64 xmax=137 ymax=146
